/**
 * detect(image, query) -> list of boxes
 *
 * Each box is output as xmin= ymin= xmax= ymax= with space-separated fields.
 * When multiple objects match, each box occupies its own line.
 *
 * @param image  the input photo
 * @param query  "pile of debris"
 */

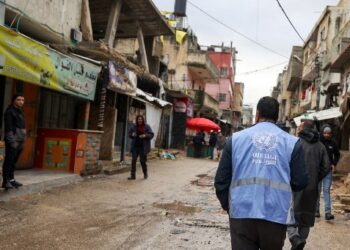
xmin=333 ymin=174 xmax=350 ymax=214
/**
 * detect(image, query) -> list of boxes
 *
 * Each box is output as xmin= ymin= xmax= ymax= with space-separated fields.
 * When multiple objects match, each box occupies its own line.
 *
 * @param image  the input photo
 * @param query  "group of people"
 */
xmin=192 ymin=130 xmax=226 ymax=159
xmin=215 ymin=96 xmax=340 ymax=250
xmin=1 ymin=94 xmax=341 ymax=250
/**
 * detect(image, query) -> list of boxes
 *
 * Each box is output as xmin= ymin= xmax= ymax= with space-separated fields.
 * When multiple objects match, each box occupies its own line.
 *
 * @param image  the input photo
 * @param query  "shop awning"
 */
xmin=0 ymin=25 xmax=101 ymax=101
xmin=293 ymin=107 xmax=342 ymax=126
xmin=136 ymin=88 xmax=172 ymax=107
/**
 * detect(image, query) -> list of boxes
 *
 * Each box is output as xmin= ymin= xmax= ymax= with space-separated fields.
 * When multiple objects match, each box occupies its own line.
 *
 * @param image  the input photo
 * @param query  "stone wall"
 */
xmin=337 ymin=151 xmax=350 ymax=174
xmin=81 ymin=132 xmax=103 ymax=176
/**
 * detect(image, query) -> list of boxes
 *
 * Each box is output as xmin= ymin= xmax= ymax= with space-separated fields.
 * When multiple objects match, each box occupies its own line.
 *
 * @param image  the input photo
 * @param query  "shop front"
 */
xmin=0 ymin=25 xmax=101 ymax=174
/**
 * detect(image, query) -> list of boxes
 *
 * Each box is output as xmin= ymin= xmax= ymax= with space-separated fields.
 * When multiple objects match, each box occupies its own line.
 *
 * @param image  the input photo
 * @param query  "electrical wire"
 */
xmin=4 ymin=1 xmax=64 ymax=39
xmin=168 ymin=61 xmax=288 ymax=83
xmin=237 ymin=61 xmax=288 ymax=76
xmin=187 ymin=0 xmax=289 ymax=59
xmin=16 ymin=0 xmax=31 ymax=32
xmin=275 ymin=0 xmax=305 ymax=43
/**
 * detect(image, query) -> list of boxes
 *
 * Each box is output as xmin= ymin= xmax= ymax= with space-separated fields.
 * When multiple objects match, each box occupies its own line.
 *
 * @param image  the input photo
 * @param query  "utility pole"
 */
xmin=315 ymin=54 xmax=321 ymax=111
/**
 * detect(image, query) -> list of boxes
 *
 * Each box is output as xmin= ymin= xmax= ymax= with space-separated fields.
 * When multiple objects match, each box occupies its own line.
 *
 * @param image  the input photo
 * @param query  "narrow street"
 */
xmin=0 ymin=158 xmax=349 ymax=250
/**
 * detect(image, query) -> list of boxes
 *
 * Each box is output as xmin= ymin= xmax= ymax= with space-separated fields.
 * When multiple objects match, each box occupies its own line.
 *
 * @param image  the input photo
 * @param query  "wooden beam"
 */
xmin=104 ymin=0 xmax=123 ymax=47
xmin=136 ymin=21 xmax=149 ymax=72
xmin=81 ymin=0 xmax=94 ymax=42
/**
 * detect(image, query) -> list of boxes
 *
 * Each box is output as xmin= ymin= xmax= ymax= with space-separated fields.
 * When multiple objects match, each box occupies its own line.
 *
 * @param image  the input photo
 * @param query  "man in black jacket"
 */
xmin=316 ymin=124 xmax=340 ymax=220
xmin=2 ymin=94 xmax=26 ymax=190
xmin=287 ymin=119 xmax=330 ymax=250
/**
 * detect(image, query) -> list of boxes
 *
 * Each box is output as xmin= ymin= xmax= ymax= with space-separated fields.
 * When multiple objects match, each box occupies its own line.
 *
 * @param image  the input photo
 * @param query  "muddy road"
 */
xmin=0 ymin=158 xmax=349 ymax=249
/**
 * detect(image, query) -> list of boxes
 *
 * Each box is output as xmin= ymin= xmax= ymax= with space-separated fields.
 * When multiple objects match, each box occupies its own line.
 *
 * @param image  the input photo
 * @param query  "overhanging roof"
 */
xmin=293 ymin=107 xmax=342 ymax=126
xmin=90 ymin=0 xmax=174 ymax=39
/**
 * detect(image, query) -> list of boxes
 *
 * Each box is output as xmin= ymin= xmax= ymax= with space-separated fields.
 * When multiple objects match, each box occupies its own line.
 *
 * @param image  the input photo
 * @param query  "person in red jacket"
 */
xmin=128 ymin=115 xmax=154 ymax=180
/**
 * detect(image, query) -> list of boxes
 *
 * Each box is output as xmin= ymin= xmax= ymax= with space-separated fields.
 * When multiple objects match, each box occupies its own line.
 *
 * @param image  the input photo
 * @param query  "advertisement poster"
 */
xmin=107 ymin=61 xmax=137 ymax=95
xmin=0 ymin=25 xmax=100 ymax=101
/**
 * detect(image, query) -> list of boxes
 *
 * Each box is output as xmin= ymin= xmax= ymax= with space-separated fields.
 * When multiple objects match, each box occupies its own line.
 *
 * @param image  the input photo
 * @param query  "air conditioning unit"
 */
xmin=71 ymin=28 xmax=82 ymax=43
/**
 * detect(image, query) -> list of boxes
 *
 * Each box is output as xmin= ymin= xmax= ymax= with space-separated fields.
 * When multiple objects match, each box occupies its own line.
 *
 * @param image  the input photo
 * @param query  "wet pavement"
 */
xmin=0 ymin=158 xmax=349 ymax=249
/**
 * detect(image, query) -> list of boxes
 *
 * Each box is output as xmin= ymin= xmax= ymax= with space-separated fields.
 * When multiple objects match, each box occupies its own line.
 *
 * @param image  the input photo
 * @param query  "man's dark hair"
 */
xmin=301 ymin=119 xmax=315 ymax=130
xmin=12 ymin=93 xmax=24 ymax=102
xmin=257 ymin=96 xmax=279 ymax=121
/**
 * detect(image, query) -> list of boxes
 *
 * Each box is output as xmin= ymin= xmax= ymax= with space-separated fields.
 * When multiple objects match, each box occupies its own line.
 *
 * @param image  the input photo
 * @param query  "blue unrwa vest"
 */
xmin=229 ymin=122 xmax=298 ymax=225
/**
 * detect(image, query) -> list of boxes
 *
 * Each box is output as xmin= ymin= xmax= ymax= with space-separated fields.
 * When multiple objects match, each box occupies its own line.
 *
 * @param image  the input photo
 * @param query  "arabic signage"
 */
xmin=107 ymin=61 xmax=137 ymax=95
xmin=0 ymin=25 xmax=100 ymax=101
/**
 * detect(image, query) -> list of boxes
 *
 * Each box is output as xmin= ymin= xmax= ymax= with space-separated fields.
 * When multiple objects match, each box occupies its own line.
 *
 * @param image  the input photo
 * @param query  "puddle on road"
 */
xmin=154 ymin=201 xmax=201 ymax=215
xmin=191 ymin=174 xmax=214 ymax=187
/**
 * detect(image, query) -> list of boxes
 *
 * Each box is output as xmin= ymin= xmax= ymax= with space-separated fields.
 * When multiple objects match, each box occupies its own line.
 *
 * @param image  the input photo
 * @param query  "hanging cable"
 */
xmin=187 ymin=0 xmax=289 ymax=59
xmin=275 ymin=0 xmax=305 ymax=43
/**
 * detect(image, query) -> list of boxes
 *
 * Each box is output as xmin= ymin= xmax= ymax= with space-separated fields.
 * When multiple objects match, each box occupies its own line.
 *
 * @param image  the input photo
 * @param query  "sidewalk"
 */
xmin=0 ymin=169 xmax=82 ymax=201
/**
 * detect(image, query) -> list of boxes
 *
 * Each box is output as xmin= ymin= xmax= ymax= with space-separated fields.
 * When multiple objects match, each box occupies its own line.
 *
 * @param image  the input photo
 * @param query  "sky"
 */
xmin=152 ymin=0 xmax=339 ymax=108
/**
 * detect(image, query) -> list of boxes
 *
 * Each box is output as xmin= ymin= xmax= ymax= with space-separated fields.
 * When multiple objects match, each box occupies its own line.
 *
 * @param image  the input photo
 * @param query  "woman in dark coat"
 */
xmin=128 ymin=115 xmax=154 ymax=180
xmin=287 ymin=120 xmax=330 ymax=250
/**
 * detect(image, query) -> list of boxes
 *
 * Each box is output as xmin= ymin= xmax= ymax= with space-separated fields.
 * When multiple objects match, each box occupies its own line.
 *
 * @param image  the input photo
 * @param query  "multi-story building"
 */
xmin=205 ymin=44 xmax=237 ymax=134
xmin=0 ymin=0 xmax=174 ymax=173
xmin=161 ymin=9 xmax=221 ymax=148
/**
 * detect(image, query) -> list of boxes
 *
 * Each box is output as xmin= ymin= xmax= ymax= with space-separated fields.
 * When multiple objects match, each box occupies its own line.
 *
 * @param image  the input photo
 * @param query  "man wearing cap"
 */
xmin=2 ymin=94 xmax=26 ymax=190
xmin=215 ymin=96 xmax=309 ymax=250
xmin=316 ymin=124 xmax=340 ymax=220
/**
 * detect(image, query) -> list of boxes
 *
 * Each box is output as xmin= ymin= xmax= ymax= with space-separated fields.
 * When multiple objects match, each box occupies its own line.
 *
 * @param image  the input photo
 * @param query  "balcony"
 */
xmin=286 ymin=46 xmax=303 ymax=91
xmin=187 ymin=50 xmax=219 ymax=83
xmin=330 ymin=37 xmax=350 ymax=73
xmin=188 ymin=90 xmax=219 ymax=115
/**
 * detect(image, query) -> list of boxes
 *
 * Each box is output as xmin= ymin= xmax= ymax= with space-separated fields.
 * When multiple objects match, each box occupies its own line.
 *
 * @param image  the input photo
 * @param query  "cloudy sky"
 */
xmin=153 ymin=0 xmax=339 ymax=108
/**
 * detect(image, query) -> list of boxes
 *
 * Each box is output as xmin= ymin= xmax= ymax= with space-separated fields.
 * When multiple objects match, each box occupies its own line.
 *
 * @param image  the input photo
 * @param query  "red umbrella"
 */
xmin=186 ymin=118 xmax=220 ymax=132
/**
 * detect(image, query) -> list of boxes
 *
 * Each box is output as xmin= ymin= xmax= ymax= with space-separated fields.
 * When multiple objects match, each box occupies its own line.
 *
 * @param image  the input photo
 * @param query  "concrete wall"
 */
xmin=82 ymin=132 xmax=102 ymax=175
xmin=163 ymin=37 xmax=191 ymax=91
xmin=6 ymin=0 xmax=82 ymax=41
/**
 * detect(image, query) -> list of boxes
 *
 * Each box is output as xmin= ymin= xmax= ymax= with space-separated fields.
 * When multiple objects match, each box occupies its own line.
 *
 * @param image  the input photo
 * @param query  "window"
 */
xmin=39 ymin=89 xmax=83 ymax=129
xmin=335 ymin=17 xmax=342 ymax=33
xmin=320 ymin=27 xmax=326 ymax=41
xmin=220 ymin=67 xmax=228 ymax=77
xmin=304 ymin=51 xmax=309 ymax=63
xmin=219 ymin=93 xmax=226 ymax=102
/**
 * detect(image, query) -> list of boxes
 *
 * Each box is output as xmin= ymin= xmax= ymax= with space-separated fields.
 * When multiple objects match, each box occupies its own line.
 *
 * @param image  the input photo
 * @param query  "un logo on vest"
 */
xmin=252 ymin=133 xmax=278 ymax=152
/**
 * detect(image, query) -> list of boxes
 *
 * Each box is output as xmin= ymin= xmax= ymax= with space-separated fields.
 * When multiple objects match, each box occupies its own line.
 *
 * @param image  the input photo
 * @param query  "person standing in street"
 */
xmin=193 ymin=131 xmax=205 ymax=158
xmin=2 ymin=94 xmax=26 ymax=190
xmin=214 ymin=96 xmax=309 ymax=250
xmin=216 ymin=131 xmax=226 ymax=160
xmin=209 ymin=130 xmax=217 ymax=160
xmin=128 ymin=115 xmax=154 ymax=180
xmin=287 ymin=119 xmax=330 ymax=250
xmin=316 ymin=124 xmax=340 ymax=220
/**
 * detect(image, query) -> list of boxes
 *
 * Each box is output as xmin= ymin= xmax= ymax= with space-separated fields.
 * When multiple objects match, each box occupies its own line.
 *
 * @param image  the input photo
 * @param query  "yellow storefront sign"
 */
xmin=0 ymin=25 xmax=100 ymax=100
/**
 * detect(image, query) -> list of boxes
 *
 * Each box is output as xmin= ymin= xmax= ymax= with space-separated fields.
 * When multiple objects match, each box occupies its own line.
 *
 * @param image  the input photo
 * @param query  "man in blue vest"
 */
xmin=215 ymin=96 xmax=309 ymax=250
